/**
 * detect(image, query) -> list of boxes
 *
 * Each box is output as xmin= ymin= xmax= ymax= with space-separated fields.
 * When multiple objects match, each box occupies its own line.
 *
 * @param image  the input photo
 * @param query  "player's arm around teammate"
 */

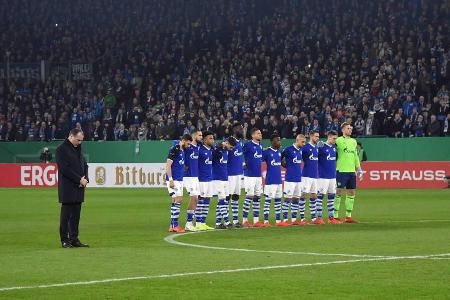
xmin=227 ymin=123 xmax=245 ymax=228
xmin=182 ymin=130 xmax=203 ymax=232
xmin=167 ymin=134 xmax=192 ymax=233
xmin=281 ymin=134 xmax=306 ymax=226
xmin=262 ymin=134 xmax=283 ymax=227
xmin=212 ymin=137 xmax=236 ymax=229
xmin=300 ymin=131 xmax=323 ymax=225
xmin=242 ymin=128 xmax=264 ymax=228
xmin=317 ymin=130 xmax=341 ymax=224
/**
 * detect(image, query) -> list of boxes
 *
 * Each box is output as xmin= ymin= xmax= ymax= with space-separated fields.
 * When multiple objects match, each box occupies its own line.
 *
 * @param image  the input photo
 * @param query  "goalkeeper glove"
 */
xmin=356 ymin=167 xmax=364 ymax=179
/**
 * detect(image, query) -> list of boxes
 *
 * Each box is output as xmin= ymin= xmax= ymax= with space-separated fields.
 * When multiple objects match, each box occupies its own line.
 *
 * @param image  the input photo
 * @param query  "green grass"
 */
xmin=0 ymin=188 xmax=449 ymax=299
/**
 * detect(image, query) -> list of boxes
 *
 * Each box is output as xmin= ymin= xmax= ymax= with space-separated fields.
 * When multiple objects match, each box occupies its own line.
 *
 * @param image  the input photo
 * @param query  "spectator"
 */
xmin=427 ymin=115 xmax=442 ymax=137
xmin=354 ymin=115 xmax=365 ymax=136
xmin=364 ymin=112 xmax=380 ymax=136
xmin=444 ymin=114 xmax=450 ymax=136
xmin=117 ymin=124 xmax=128 ymax=141
xmin=40 ymin=147 xmax=53 ymax=163
xmin=391 ymin=113 xmax=404 ymax=138
xmin=92 ymin=121 xmax=103 ymax=141
xmin=413 ymin=115 xmax=426 ymax=137
xmin=402 ymin=118 xmax=413 ymax=138
xmin=356 ymin=142 xmax=367 ymax=162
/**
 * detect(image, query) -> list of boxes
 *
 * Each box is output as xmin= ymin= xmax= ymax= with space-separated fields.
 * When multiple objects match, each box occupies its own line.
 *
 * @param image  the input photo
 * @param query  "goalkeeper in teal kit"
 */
xmin=335 ymin=122 xmax=363 ymax=223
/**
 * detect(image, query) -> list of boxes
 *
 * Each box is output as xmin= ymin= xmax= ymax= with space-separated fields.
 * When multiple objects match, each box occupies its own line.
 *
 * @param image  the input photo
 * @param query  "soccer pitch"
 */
xmin=0 ymin=188 xmax=449 ymax=299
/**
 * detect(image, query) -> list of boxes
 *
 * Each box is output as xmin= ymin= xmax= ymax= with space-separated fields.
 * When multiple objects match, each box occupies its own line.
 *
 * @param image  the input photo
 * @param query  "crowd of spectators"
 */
xmin=0 ymin=0 xmax=449 ymax=142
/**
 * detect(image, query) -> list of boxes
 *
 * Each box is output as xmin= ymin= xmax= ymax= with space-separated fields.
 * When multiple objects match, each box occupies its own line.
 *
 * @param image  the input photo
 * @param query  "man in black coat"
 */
xmin=56 ymin=128 xmax=89 ymax=248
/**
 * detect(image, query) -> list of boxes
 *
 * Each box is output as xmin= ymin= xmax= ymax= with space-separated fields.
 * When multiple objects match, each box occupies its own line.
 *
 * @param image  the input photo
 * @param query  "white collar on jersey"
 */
xmin=202 ymin=144 xmax=211 ymax=150
xmin=293 ymin=144 xmax=300 ymax=150
xmin=269 ymin=147 xmax=278 ymax=152
xmin=251 ymin=140 xmax=260 ymax=145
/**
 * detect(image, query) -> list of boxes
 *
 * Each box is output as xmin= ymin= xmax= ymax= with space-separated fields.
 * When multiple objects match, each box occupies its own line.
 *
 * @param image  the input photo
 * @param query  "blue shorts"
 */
xmin=336 ymin=172 xmax=356 ymax=189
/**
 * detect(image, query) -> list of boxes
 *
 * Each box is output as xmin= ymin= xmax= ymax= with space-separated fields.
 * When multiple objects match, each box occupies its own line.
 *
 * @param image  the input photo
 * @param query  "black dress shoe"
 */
xmin=61 ymin=241 xmax=73 ymax=248
xmin=71 ymin=240 xmax=89 ymax=247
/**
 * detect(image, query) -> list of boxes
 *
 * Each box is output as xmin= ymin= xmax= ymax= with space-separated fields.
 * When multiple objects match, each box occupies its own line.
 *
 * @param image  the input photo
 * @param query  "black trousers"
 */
xmin=59 ymin=203 xmax=82 ymax=242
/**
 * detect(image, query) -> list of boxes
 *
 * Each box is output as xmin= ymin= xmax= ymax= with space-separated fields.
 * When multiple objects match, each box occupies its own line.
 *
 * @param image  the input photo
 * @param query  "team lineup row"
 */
xmin=166 ymin=123 xmax=363 ymax=233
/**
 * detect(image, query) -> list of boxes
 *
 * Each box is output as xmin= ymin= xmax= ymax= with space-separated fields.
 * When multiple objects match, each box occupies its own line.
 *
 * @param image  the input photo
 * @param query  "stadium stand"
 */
xmin=0 ymin=0 xmax=449 ymax=141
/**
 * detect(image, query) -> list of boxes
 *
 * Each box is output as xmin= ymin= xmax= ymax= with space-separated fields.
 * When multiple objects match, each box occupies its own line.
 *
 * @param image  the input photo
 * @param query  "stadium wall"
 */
xmin=0 ymin=137 xmax=449 ymax=163
xmin=0 ymin=138 xmax=449 ymax=188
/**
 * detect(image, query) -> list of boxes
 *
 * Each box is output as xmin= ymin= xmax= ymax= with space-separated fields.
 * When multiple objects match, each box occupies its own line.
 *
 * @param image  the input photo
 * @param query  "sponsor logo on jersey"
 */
xmin=254 ymin=152 xmax=262 ymax=159
xmin=270 ymin=159 xmax=281 ymax=166
xmin=308 ymin=154 xmax=318 ymax=161
xmin=326 ymin=154 xmax=336 ymax=160
xmin=292 ymin=157 xmax=301 ymax=164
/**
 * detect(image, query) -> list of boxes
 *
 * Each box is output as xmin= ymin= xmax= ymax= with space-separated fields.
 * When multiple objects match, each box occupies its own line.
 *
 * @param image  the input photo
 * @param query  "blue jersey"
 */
xmin=318 ymin=143 xmax=337 ymax=179
xmin=243 ymin=140 xmax=263 ymax=177
xmin=184 ymin=144 xmax=200 ymax=177
xmin=262 ymin=147 xmax=282 ymax=185
xmin=166 ymin=145 xmax=185 ymax=181
xmin=212 ymin=147 xmax=228 ymax=181
xmin=302 ymin=143 xmax=319 ymax=178
xmin=198 ymin=145 xmax=213 ymax=182
xmin=282 ymin=145 xmax=302 ymax=182
xmin=227 ymin=138 xmax=244 ymax=176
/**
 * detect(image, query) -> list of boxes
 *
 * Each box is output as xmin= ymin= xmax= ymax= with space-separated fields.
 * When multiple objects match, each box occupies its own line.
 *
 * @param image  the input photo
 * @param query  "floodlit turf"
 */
xmin=0 ymin=188 xmax=449 ymax=299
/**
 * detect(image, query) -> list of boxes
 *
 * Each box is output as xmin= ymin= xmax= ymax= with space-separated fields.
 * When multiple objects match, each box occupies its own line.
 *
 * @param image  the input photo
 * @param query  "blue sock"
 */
xmin=274 ymin=198 xmax=282 ymax=222
xmin=264 ymin=197 xmax=271 ymax=222
xmin=222 ymin=199 xmax=230 ymax=224
xmin=186 ymin=210 xmax=194 ymax=223
xmin=327 ymin=194 xmax=335 ymax=218
xmin=253 ymin=196 xmax=260 ymax=223
xmin=216 ymin=199 xmax=224 ymax=225
xmin=291 ymin=199 xmax=299 ymax=220
xmin=170 ymin=202 xmax=181 ymax=227
xmin=299 ymin=198 xmax=306 ymax=220
xmin=196 ymin=198 xmax=204 ymax=223
xmin=310 ymin=198 xmax=317 ymax=220
xmin=243 ymin=197 xmax=252 ymax=220
xmin=283 ymin=200 xmax=290 ymax=221
xmin=316 ymin=195 xmax=323 ymax=218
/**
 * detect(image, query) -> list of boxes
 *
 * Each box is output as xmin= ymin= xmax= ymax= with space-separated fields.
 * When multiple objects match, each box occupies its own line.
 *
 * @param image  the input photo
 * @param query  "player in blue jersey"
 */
xmin=195 ymin=131 xmax=215 ymax=231
xmin=212 ymin=137 xmax=236 ymax=229
xmin=242 ymin=128 xmax=264 ymax=228
xmin=317 ymin=130 xmax=341 ymax=224
xmin=282 ymin=134 xmax=306 ymax=226
xmin=182 ymin=129 xmax=203 ymax=232
xmin=301 ymin=130 xmax=323 ymax=224
xmin=166 ymin=134 xmax=192 ymax=233
xmin=262 ymin=134 xmax=284 ymax=227
xmin=227 ymin=123 xmax=244 ymax=228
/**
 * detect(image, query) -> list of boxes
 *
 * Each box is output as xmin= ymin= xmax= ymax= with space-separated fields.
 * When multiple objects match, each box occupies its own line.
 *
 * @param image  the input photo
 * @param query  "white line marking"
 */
xmin=0 ymin=257 xmax=411 ymax=292
xmin=2 ymin=253 xmax=448 ymax=292
xmin=164 ymin=231 xmax=450 ymax=260
xmin=2 ymin=220 xmax=448 ymax=292
xmin=362 ymin=219 xmax=450 ymax=224
xmin=164 ymin=232 xmax=392 ymax=258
